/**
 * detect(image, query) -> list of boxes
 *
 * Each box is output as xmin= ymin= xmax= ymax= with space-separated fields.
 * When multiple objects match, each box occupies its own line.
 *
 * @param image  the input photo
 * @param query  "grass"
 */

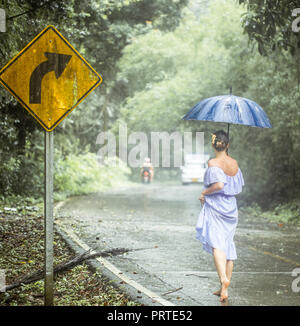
xmin=240 ymin=199 xmax=300 ymax=226
xmin=0 ymin=197 xmax=140 ymax=306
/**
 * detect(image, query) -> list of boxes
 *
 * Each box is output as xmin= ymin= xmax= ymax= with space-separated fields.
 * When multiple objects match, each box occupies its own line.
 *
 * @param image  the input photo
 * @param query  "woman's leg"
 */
xmin=213 ymin=260 xmax=233 ymax=296
xmin=213 ymin=248 xmax=230 ymax=301
xmin=226 ymin=260 xmax=234 ymax=282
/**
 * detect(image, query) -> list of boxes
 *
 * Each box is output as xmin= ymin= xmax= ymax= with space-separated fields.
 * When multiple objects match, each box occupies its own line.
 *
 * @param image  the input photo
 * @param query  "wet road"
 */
xmin=57 ymin=183 xmax=300 ymax=306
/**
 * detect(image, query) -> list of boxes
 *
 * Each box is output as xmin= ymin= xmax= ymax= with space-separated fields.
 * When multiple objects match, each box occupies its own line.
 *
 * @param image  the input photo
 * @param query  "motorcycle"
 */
xmin=141 ymin=168 xmax=151 ymax=184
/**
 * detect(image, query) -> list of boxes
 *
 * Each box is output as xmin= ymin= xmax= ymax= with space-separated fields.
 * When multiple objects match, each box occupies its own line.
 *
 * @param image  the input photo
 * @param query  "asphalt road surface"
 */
xmin=57 ymin=182 xmax=300 ymax=306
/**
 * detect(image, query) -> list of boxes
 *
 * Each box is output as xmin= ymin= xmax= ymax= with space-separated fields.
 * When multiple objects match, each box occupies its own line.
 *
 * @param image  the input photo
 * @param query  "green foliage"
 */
xmin=0 ymin=0 xmax=188 ymax=198
xmin=116 ymin=0 xmax=244 ymax=134
xmin=239 ymin=0 xmax=300 ymax=55
xmin=1 ymin=0 xmax=299 ymax=212
xmin=0 ymin=156 xmax=21 ymax=194
xmin=0 ymin=0 xmax=187 ymax=197
xmin=234 ymin=1 xmax=300 ymax=206
xmin=263 ymin=200 xmax=300 ymax=225
xmin=240 ymin=199 xmax=300 ymax=225
xmin=113 ymin=0 xmax=300 ymax=208
xmin=54 ymin=153 xmax=131 ymax=199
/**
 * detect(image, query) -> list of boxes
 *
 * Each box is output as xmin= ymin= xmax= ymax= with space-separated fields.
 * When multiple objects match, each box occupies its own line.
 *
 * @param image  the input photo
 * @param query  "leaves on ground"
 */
xmin=0 ymin=198 xmax=140 ymax=306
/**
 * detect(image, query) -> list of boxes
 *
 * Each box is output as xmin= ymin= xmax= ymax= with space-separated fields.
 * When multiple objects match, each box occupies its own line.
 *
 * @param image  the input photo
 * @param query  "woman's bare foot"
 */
xmin=220 ymin=278 xmax=230 ymax=302
xmin=213 ymin=289 xmax=221 ymax=296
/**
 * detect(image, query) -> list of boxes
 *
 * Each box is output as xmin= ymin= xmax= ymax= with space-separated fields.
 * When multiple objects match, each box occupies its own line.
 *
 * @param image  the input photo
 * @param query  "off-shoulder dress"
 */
xmin=196 ymin=166 xmax=244 ymax=260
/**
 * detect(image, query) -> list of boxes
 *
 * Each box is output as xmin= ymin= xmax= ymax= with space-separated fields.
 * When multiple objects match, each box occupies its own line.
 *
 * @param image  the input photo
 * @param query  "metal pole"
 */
xmin=44 ymin=130 xmax=54 ymax=306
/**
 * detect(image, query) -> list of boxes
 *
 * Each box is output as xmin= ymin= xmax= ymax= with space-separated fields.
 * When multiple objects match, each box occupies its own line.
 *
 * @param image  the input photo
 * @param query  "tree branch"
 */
xmin=7 ymin=1 xmax=52 ymax=21
xmin=2 ymin=247 xmax=133 ymax=292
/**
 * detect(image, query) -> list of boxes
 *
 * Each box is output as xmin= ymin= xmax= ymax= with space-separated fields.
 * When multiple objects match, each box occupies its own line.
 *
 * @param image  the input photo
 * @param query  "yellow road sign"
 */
xmin=0 ymin=25 xmax=102 ymax=131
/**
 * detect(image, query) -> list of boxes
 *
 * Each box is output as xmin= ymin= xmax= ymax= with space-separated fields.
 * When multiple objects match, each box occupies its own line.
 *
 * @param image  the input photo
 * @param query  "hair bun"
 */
xmin=211 ymin=130 xmax=229 ymax=152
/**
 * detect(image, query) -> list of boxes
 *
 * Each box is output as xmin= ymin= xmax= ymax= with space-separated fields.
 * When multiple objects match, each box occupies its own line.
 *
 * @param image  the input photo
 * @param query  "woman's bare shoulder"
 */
xmin=227 ymin=156 xmax=239 ymax=168
xmin=208 ymin=158 xmax=220 ymax=168
xmin=208 ymin=156 xmax=239 ymax=176
xmin=224 ymin=156 xmax=239 ymax=175
xmin=208 ymin=159 xmax=225 ymax=170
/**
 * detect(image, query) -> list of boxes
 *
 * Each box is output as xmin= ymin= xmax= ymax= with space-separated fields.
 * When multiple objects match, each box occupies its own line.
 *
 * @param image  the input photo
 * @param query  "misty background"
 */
xmin=0 ymin=0 xmax=299 ymax=221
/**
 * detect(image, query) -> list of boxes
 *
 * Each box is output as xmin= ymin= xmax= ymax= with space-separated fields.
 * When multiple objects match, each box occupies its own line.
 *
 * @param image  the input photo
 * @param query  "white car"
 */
xmin=180 ymin=154 xmax=209 ymax=185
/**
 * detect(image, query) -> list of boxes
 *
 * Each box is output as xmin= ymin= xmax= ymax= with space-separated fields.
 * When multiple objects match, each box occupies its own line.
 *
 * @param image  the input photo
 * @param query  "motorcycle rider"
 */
xmin=140 ymin=157 xmax=154 ymax=182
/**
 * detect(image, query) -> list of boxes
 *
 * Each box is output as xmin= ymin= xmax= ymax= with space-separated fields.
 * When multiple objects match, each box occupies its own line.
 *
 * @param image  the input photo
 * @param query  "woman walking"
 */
xmin=196 ymin=130 xmax=244 ymax=302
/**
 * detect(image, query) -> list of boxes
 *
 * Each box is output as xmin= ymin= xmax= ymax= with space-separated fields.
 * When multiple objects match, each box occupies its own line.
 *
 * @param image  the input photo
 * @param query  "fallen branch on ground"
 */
xmin=162 ymin=287 xmax=183 ymax=296
xmin=3 ymin=247 xmax=135 ymax=292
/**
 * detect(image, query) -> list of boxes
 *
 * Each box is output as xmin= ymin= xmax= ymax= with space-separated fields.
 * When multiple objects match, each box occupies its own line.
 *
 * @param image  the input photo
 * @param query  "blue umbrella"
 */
xmin=183 ymin=93 xmax=272 ymax=136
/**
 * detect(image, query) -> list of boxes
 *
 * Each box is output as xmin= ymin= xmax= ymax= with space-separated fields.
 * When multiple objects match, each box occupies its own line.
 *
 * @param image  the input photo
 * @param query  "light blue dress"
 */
xmin=196 ymin=166 xmax=244 ymax=260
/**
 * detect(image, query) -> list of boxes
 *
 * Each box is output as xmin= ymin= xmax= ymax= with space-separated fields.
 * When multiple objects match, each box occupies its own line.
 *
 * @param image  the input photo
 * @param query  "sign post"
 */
xmin=44 ymin=130 xmax=54 ymax=305
xmin=0 ymin=25 xmax=102 ymax=306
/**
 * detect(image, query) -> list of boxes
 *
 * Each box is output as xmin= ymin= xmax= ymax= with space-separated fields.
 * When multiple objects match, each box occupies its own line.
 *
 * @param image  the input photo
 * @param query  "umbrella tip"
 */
xmin=229 ymin=86 xmax=232 ymax=95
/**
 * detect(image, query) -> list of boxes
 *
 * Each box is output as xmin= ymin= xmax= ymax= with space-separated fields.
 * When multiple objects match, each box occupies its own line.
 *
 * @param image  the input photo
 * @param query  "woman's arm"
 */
xmin=202 ymin=182 xmax=224 ymax=195
xmin=199 ymin=182 xmax=224 ymax=204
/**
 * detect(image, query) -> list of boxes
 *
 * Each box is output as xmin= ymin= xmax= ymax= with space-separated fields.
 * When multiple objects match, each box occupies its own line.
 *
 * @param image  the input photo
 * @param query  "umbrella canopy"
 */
xmin=183 ymin=94 xmax=272 ymax=129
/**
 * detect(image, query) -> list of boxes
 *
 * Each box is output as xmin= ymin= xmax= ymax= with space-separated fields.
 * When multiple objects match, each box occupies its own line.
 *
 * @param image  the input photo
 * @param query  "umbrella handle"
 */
xmin=227 ymin=86 xmax=231 ymax=155
xmin=227 ymin=123 xmax=230 ymax=155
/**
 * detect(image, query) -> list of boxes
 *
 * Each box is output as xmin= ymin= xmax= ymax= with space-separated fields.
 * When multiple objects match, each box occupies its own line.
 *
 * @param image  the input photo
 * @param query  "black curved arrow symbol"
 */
xmin=29 ymin=52 xmax=72 ymax=104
